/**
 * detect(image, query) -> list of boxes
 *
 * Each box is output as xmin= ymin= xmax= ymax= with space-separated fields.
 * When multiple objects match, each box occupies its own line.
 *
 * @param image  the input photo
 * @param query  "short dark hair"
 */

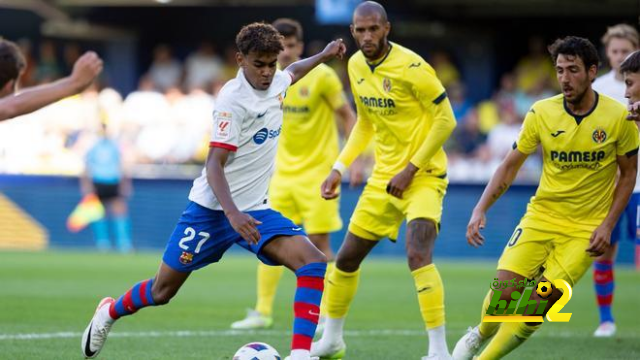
xmin=273 ymin=18 xmax=303 ymax=42
xmin=235 ymin=22 xmax=284 ymax=55
xmin=620 ymin=50 xmax=640 ymax=74
xmin=0 ymin=39 xmax=26 ymax=89
xmin=548 ymin=36 xmax=600 ymax=70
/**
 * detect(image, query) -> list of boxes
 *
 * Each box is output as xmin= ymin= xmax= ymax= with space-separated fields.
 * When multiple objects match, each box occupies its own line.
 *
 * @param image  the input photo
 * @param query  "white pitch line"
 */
xmin=0 ymin=328 xmax=637 ymax=341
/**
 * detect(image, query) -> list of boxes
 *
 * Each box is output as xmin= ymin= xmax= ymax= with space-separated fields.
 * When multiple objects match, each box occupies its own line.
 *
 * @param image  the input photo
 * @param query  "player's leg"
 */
xmin=477 ymin=233 xmax=592 ymax=360
xmin=91 ymin=183 xmax=111 ymax=251
xmin=260 ymin=235 xmax=327 ymax=360
xmin=454 ymin=226 xmax=549 ymax=360
xmin=406 ymin=218 xmax=450 ymax=359
xmin=231 ymin=182 xmax=297 ymax=330
xmin=109 ymin=190 xmax=133 ymax=253
xmin=81 ymin=201 xmax=234 ymax=358
xmin=593 ymin=242 xmax=618 ymax=336
xmin=81 ymin=262 xmax=190 ymax=358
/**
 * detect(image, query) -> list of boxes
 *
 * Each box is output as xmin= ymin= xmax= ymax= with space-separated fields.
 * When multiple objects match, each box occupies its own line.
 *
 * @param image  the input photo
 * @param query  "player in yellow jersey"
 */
xmin=452 ymin=37 xmax=639 ymax=360
xmin=312 ymin=2 xmax=457 ymax=359
xmin=230 ymin=18 xmax=360 ymax=330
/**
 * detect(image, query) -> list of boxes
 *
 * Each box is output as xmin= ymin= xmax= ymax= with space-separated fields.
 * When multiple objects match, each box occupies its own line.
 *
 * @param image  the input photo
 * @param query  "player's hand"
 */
xmin=386 ymin=163 xmax=417 ymax=199
xmin=466 ymin=209 xmax=487 ymax=248
xmin=627 ymin=102 xmax=640 ymax=121
xmin=321 ymin=39 xmax=347 ymax=61
xmin=349 ymin=158 xmax=365 ymax=188
xmin=321 ymin=169 xmax=342 ymax=200
xmin=70 ymin=51 xmax=103 ymax=92
xmin=586 ymin=223 xmax=612 ymax=257
xmin=227 ymin=210 xmax=262 ymax=244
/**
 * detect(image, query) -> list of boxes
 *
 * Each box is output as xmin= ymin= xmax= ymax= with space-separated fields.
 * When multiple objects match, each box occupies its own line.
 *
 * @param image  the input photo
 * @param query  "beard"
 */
xmin=360 ymin=38 xmax=387 ymax=60
xmin=565 ymin=86 xmax=589 ymax=105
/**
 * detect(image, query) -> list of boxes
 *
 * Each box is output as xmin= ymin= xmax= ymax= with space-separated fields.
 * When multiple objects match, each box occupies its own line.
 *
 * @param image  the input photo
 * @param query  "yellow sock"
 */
xmin=412 ymin=264 xmax=445 ymax=329
xmin=255 ymin=263 xmax=284 ymax=317
xmin=477 ymin=322 xmax=541 ymax=360
xmin=319 ymin=262 xmax=335 ymax=317
xmin=478 ymin=290 xmax=501 ymax=338
xmin=326 ymin=266 xmax=361 ymax=319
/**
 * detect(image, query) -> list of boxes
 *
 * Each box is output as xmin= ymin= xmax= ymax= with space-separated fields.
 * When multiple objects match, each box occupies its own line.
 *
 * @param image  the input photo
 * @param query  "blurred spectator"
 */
xmin=431 ymin=50 xmax=460 ymax=89
xmin=593 ymin=24 xmax=639 ymax=104
xmin=63 ymin=43 xmax=82 ymax=75
xmin=35 ymin=40 xmax=61 ymax=83
xmin=448 ymin=108 xmax=486 ymax=158
xmin=81 ymin=122 xmax=133 ymax=253
xmin=148 ymin=44 xmax=182 ymax=92
xmin=16 ymin=38 xmax=37 ymax=87
xmin=184 ymin=42 xmax=224 ymax=92
xmin=486 ymin=106 xmax=521 ymax=162
xmin=221 ymin=44 xmax=239 ymax=82
xmin=514 ymin=75 xmax=554 ymax=119
xmin=448 ymin=81 xmax=473 ymax=123
xmin=514 ymin=36 xmax=556 ymax=93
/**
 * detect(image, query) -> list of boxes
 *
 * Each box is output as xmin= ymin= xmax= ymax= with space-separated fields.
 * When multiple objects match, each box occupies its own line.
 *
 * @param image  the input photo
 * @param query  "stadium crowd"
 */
xmin=0 ymin=36 xmax=581 ymax=182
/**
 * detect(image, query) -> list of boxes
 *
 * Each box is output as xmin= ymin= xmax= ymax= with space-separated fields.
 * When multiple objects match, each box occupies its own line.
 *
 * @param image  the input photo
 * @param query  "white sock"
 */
xmin=290 ymin=349 xmax=310 ymax=360
xmin=427 ymin=325 xmax=449 ymax=356
xmin=322 ymin=317 xmax=345 ymax=343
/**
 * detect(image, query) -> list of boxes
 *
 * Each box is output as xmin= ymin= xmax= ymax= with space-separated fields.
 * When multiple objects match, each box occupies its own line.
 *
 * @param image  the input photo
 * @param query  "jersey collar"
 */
xmin=563 ymin=91 xmax=599 ymax=125
xmin=365 ymin=42 xmax=393 ymax=73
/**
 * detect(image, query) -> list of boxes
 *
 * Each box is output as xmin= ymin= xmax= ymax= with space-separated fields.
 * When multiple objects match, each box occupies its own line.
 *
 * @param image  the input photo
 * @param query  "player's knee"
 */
xmin=406 ymin=248 xmax=432 ymax=269
xmin=335 ymin=255 xmax=360 ymax=273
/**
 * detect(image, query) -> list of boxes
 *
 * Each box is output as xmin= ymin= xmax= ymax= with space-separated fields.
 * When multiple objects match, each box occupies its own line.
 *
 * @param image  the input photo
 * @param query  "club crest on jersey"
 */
xmin=299 ymin=86 xmax=309 ymax=97
xmin=592 ymin=128 xmax=607 ymax=144
xmin=179 ymin=251 xmax=193 ymax=265
xmin=382 ymin=77 xmax=392 ymax=92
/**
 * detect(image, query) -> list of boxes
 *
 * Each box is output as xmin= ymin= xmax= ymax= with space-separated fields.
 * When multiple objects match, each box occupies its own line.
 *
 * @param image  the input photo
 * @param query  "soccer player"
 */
xmin=312 ymin=2 xmax=457 ymax=359
xmin=624 ymin=51 xmax=640 ymax=121
xmin=452 ymin=36 xmax=639 ymax=360
xmin=591 ymin=24 xmax=639 ymax=338
xmin=80 ymin=23 xmax=346 ymax=360
xmin=231 ymin=18 xmax=360 ymax=330
xmin=0 ymin=39 xmax=102 ymax=121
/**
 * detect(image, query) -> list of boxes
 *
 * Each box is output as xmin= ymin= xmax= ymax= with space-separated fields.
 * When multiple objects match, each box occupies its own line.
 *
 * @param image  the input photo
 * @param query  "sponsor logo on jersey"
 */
xmin=383 ymin=77 xmax=392 ymax=92
xmin=253 ymin=126 xmax=282 ymax=144
xmin=179 ymin=251 xmax=193 ymax=265
xmin=550 ymin=150 xmax=605 ymax=162
xmin=358 ymin=96 xmax=396 ymax=108
xmin=283 ymin=105 xmax=310 ymax=114
xmin=409 ymin=62 xmax=421 ymax=68
xmin=592 ymin=128 xmax=607 ymax=144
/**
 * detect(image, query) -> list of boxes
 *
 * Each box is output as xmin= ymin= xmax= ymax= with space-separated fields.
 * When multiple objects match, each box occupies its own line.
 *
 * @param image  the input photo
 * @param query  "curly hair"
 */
xmin=0 ymin=39 xmax=25 ymax=89
xmin=548 ymin=36 xmax=600 ymax=70
xmin=236 ymin=22 xmax=284 ymax=56
xmin=620 ymin=50 xmax=640 ymax=74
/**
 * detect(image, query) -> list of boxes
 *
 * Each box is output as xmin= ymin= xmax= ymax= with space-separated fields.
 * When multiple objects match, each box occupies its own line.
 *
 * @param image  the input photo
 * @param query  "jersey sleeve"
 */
xmin=209 ymin=95 xmax=245 ymax=152
xmin=405 ymin=61 xmax=447 ymax=106
xmin=515 ymin=108 xmax=540 ymax=154
xmin=616 ymin=114 xmax=640 ymax=156
xmin=321 ymin=67 xmax=346 ymax=110
xmin=275 ymin=69 xmax=294 ymax=93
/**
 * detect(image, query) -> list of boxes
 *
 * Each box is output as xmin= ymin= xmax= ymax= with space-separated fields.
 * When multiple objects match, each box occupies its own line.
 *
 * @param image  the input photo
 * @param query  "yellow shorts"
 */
xmin=349 ymin=175 xmax=447 ymax=241
xmin=497 ymin=225 xmax=594 ymax=287
xmin=269 ymin=173 xmax=342 ymax=234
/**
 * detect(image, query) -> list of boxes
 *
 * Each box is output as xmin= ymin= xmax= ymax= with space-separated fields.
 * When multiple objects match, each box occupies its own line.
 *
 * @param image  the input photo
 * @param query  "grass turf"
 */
xmin=0 ymin=251 xmax=638 ymax=359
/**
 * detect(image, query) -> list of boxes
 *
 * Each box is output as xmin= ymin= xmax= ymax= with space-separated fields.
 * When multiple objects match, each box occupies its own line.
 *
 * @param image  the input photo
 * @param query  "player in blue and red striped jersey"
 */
xmin=80 ymin=23 xmax=346 ymax=360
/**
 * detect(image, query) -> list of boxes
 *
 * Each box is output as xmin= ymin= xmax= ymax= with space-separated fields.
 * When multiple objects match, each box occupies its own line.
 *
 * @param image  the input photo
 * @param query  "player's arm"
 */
xmin=386 ymin=64 xmax=456 ymax=198
xmin=334 ymin=102 xmax=365 ymax=186
xmin=321 ymin=113 xmax=374 ymax=199
xmin=285 ymin=39 xmax=346 ymax=85
xmin=0 ymin=52 xmax=103 ymax=122
xmin=468 ymin=107 xmax=540 ymax=247
xmin=588 ymin=117 xmax=640 ymax=256
xmin=467 ymin=148 xmax=529 ymax=247
xmin=206 ymin=147 xmax=262 ymax=244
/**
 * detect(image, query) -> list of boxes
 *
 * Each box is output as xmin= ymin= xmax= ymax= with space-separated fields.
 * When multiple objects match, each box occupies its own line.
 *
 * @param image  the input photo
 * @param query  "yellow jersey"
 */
xmin=275 ymin=63 xmax=345 ymax=177
xmin=516 ymin=93 xmax=639 ymax=233
xmin=347 ymin=42 xmax=449 ymax=179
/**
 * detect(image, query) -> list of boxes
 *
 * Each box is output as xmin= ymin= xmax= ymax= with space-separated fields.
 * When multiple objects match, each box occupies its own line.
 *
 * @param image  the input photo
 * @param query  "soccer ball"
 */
xmin=233 ymin=342 xmax=281 ymax=360
xmin=536 ymin=281 xmax=554 ymax=299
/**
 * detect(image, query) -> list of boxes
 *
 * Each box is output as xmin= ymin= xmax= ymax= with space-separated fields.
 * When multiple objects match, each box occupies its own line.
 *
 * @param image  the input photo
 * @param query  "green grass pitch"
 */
xmin=0 ymin=251 xmax=638 ymax=359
